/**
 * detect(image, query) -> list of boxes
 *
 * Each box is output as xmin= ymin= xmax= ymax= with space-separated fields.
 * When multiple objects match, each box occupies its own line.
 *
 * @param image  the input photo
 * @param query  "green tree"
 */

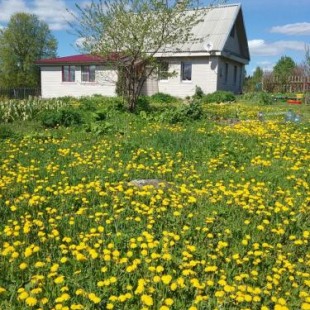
xmin=0 ymin=13 xmax=57 ymax=89
xmin=244 ymin=66 xmax=263 ymax=92
xmin=73 ymin=0 xmax=227 ymax=111
xmin=273 ymin=56 xmax=296 ymax=92
xmin=303 ymin=46 xmax=310 ymax=76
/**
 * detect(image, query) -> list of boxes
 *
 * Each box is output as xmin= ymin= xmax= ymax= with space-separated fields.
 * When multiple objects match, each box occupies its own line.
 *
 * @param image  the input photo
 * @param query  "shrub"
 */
xmin=157 ymin=102 xmax=203 ymax=123
xmin=40 ymin=108 xmax=83 ymax=128
xmin=240 ymin=92 xmax=257 ymax=101
xmin=150 ymin=92 xmax=178 ymax=104
xmin=56 ymin=96 xmax=75 ymax=105
xmin=93 ymin=109 xmax=107 ymax=121
xmin=193 ymin=86 xmax=204 ymax=99
xmin=83 ymin=121 xmax=113 ymax=135
xmin=203 ymin=91 xmax=236 ymax=103
xmin=135 ymin=96 xmax=151 ymax=112
xmin=179 ymin=101 xmax=203 ymax=121
xmin=0 ymin=125 xmax=16 ymax=139
xmin=240 ymin=92 xmax=274 ymax=105
xmin=256 ymin=92 xmax=273 ymax=105
xmin=304 ymin=92 xmax=310 ymax=104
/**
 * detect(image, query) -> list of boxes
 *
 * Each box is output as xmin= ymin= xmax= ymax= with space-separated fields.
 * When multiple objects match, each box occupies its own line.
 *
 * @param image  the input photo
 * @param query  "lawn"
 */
xmin=0 ymin=97 xmax=309 ymax=310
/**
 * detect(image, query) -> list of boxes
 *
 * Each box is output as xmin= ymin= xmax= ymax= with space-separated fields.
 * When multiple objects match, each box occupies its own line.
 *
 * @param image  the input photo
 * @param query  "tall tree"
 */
xmin=273 ymin=56 xmax=296 ymax=92
xmin=274 ymin=56 xmax=296 ymax=78
xmin=0 ymin=13 xmax=57 ymax=89
xmin=73 ymin=0 xmax=227 ymax=111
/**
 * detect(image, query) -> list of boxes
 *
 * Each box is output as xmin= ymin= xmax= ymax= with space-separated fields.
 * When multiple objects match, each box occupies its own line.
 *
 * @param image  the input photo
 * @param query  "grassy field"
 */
xmin=0 ymin=97 xmax=309 ymax=310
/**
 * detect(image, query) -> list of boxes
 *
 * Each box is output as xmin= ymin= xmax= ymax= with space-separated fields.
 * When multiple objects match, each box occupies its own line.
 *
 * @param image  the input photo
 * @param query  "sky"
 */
xmin=0 ymin=0 xmax=309 ymax=76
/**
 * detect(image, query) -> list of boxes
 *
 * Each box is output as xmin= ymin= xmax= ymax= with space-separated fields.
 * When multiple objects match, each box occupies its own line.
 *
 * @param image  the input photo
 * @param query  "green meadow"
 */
xmin=0 ymin=95 xmax=309 ymax=310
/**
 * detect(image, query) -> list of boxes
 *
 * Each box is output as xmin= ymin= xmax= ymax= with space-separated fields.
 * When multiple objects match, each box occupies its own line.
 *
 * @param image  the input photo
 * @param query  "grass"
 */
xmin=0 ymin=97 xmax=309 ymax=310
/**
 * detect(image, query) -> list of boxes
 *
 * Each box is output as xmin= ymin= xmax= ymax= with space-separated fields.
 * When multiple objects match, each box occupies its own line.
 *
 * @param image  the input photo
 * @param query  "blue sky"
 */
xmin=0 ymin=0 xmax=309 ymax=76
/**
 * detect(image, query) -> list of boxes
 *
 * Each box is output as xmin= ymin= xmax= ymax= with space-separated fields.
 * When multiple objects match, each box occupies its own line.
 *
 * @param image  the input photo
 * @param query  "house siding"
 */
xmin=224 ymin=32 xmax=241 ymax=56
xmin=217 ymin=58 xmax=244 ymax=94
xmin=40 ymin=66 xmax=117 ymax=98
xmin=141 ymin=70 xmax=159 ymax=95
xmin=147 ymin=57 xmax=219 ymax=98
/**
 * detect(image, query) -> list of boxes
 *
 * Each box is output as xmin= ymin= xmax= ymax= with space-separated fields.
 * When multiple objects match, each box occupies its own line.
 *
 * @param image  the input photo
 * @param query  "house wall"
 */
xmin=144 ymin=57 xmax=219 ymax=98
xmin=217 ymin=58 xmax=244 ymax=94
xmin=224 ymin=28 xmax=241 ymax=56
xmin=141 ymin=74 xmax=159 ymax=95
xmin=40 ymin=66 xmax=117 ymax=98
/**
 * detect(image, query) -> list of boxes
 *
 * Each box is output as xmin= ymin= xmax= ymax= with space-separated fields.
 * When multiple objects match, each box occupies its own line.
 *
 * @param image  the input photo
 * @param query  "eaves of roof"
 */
xmin=35 ymin=54 xmax=120 ymax=65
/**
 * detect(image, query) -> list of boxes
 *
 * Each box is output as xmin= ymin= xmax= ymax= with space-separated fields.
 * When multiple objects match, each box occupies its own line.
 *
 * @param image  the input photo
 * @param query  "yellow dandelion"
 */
xmin=25 ymin=296 xmax=37 ymax=306
xmin=19 ymin=262 xmax=28 ymax=270
xmin=18 ymin=291 xmax=29 ymax=300
xmin=164 ymin=298 xmax=174 ymax=306
xmin=301 ymin=303 xmax=310 ymax=310
xmin=88 ymin=293 xmax=101 ymax=304
xmin=161 ymin=275 xmax=172 ymax=285
xmin=0 ymin=287 xmax=6 ymax=294
xmin=71 ymin=305 xmax=84 ymax=310
xmin=141 ymin=294 xmax=153 ymax=306
xmin=54 ymin=275 xmax=65 ymax=284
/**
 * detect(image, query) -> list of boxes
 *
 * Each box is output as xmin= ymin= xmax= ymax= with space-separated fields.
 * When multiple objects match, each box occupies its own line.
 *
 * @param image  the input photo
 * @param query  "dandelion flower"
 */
xmin=25 ymin=296 xmax=37 ymax=306
xmin=141 ymin=294 xmax=153 ymax=306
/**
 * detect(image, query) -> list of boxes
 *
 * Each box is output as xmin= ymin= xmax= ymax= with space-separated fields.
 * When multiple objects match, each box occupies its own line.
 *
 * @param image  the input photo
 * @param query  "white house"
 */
xmin=37 ymin=4 xmax=250 ymax=99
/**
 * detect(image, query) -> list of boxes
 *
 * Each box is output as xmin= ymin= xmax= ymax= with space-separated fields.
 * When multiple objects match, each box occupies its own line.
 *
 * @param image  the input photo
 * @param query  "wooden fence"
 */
xmin=262 ymin=76 xmax=310 ymax=93
xmin=0 ymin=88 xmax=41 ymax=99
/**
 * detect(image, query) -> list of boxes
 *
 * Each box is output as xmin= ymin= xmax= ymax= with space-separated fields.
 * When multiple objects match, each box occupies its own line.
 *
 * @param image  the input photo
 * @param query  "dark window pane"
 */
xmin=89 ymin=65 xmax=96 ymax=82
xmin=182 ymin=62 xmax=192 ymax=81
xmin=63 ymin=66 xmax=69 ymax=82
xmin=225 ymin=63 xmax=229 ymax=83
xmin=63 ymin=65 xmax=75 ymax=82
xmin=70 ymin=66 xmax=75 ymax=82
xmin=81 ymin=66 xmax=89 ymax=82
xmin=82 ymin=65 xmax=96 ymax=82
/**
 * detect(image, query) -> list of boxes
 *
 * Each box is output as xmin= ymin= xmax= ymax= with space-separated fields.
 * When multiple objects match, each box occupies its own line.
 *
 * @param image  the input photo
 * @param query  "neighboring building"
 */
xmin=37 ymin=4 xmax=250 ymax=99
xmin=36 ymin=54 xmax=118 ymax=98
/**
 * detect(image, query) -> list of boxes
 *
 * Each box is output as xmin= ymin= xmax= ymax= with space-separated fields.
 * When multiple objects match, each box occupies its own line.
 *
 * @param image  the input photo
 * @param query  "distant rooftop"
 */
xmin=36 ymin=54 xmax=115 ymax=65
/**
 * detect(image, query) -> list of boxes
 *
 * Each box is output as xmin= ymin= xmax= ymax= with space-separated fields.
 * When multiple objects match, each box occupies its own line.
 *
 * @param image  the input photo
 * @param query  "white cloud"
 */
xmin=80 ymin=1 xmax=92 ymax=9
xmin=32 ymin=0 xmax=75 ymax=31
xmin=248 ymin=39 xmax=307 ymax=56
xmin=249 ymin=60 xmax=275 ymax=75
xmin=0 ymin=0 xmax=75 ymax=30
xmin=257 ymin=61 xmax=274 ymax=72
xmin=271 ymin=22 xmax=310 ymax=36
xmin=75 ymin=36 xmax=97 ymax=51
xmin=75 ymin=37 xmax=87 ymax=49
xmin=0 ymin=0 xmax=29 ymax=22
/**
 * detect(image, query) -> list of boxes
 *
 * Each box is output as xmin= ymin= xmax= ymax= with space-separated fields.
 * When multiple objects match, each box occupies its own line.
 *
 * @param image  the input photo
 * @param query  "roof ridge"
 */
xmin=198 ymin=3 xmax=240 ymax=9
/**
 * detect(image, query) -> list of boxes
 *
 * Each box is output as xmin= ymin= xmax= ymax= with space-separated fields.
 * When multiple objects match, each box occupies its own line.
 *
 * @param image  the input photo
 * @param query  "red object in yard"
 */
xmin=287 ymin=99 xmax=302 ymax=104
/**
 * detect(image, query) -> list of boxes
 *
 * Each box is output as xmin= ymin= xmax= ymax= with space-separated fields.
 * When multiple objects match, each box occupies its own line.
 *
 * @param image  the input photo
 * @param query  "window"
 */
xmin=82 ymin=65 xmax=96 ymax=82
xmin=158 ymin=62 xmax=169 ymax=80
xmin=225 ymin=63 xmax=229 ymax=84
xmin=234 ymin=65 xmax=238 ymax=84
xmin=181 ymin=62 xmax=192 ymax=81
xmin=62 ymin=65 xmax=75 ymax=82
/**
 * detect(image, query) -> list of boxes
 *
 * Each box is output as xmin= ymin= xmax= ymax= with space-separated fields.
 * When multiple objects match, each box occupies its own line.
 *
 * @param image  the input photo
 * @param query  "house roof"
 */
xmin=156 ymin=3 xmax=250 ymax=63
xmin=37 ymin=4 xmax=249 ymax=66
xmin=36 ymin=54 xmax=119 ymax=65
